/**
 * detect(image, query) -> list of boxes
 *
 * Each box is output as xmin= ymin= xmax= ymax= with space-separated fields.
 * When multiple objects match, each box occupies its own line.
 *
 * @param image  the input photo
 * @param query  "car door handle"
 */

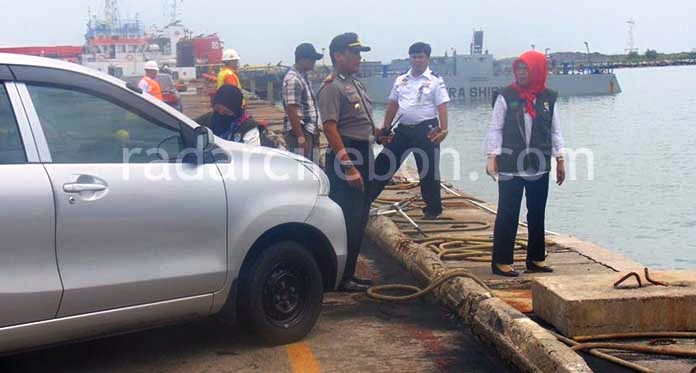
xmin=63 ymin=183 xmax=107 ymax=193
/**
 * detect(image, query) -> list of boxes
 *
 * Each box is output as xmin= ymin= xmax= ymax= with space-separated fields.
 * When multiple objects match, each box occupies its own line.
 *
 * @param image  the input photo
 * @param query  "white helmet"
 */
xmin=222 ymin=49 xmax=241 ymax=61
xmin=144 ymin=60 xmax=159 ymax=71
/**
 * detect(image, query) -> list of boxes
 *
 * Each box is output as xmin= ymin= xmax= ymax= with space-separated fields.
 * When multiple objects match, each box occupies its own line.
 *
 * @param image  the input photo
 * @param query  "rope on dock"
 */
xmin=574 ymin=332 xmax=696 ymax=342
xmin=550 ymin=331 xmax=655 ymax=373
xmin=571 ymin=342 xmax=696 ymax=358
xmin=366 ymin=195 xmax=496 ymax=301
xmin=374 ymin=195 xmax=483 ymax=210
xmin=366 ymin=268 xmax=492 ymax=302
xmin=414 ymin=236 xmax=529 ymax=263
xmin=367 ymin=181 xmax=555 ymax=302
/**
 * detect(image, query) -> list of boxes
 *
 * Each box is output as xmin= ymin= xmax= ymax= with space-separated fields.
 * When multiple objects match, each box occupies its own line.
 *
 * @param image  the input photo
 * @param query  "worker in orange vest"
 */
xmin=139 ymin=61 xmax=163 ymax=100
xmin=217 ymin=49 xmax=242 ymax=89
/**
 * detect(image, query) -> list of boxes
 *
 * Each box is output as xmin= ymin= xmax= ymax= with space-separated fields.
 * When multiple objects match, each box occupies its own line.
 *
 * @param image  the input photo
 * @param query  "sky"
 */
xmin=1 ymin=0 xmax=694 ymax=65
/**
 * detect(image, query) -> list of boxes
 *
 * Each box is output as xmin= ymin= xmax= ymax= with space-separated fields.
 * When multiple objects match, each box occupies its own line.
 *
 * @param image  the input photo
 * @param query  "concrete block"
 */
xmin=532 ymin=271 xmax=696 ymax=337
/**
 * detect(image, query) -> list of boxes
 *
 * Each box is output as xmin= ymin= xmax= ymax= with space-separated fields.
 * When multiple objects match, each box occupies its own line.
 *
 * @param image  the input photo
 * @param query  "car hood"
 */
xmin=214 ymin=139 xmax=310 ymax=164
xmin=213 ymin=140 xmax=319 ymax=190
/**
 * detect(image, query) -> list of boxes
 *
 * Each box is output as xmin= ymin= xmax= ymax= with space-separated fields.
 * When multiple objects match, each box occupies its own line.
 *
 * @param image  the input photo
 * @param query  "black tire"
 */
xmin=239 ymin=241 xmax=323 ymax=345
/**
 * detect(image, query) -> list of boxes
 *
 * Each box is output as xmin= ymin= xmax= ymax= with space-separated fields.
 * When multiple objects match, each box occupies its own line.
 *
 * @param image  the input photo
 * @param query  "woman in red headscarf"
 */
xmin=483 ymin=51 xmax=566 ymax=277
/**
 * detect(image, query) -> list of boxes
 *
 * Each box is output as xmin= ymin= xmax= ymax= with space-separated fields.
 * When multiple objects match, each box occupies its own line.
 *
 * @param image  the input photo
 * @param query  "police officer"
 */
xmin=369 ymin=42 xmax=450 ymax=220
xmin=318 ymin=32 xmax=374 ymax=292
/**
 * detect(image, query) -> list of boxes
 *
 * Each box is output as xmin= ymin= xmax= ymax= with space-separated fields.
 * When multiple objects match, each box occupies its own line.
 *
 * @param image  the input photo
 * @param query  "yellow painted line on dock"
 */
xmin=287 ymin=342 xmax=320 ymax=373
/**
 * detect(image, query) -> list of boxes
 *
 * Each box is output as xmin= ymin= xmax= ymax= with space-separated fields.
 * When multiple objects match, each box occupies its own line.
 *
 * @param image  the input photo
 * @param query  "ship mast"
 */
xmin=165 ymin=0 xmax=183 ymax=24
xmin=104 ymin=0 xmax=121 ymax=31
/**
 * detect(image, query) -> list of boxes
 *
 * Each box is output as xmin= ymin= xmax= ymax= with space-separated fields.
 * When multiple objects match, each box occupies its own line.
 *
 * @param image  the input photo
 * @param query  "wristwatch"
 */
xmin=339 ymin=160 xmax=354 ymax=171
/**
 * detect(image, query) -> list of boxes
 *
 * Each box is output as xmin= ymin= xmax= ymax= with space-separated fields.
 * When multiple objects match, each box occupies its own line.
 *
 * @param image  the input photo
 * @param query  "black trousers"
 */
xmin=369 ymin=119 xmax=442 ymax=216
xmin=325 ymin=137 xmax=373 ymax=282
xmin=492 ymin=173 xmax=550 ymax=265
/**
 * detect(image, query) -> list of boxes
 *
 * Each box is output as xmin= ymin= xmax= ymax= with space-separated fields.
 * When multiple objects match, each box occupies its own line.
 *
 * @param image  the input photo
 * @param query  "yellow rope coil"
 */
xmin=368 ymin=188 xmax=551 ymax=302
xmin=367 ymin=268 xmax=492 ymax=302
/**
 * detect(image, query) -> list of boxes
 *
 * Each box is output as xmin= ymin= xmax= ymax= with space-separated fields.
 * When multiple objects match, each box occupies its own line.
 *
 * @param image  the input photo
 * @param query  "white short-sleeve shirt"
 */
xmin=138 ymin=78 xmax=152 ymax=95
xmin=388 ymin=67 xmax=450 ymax=125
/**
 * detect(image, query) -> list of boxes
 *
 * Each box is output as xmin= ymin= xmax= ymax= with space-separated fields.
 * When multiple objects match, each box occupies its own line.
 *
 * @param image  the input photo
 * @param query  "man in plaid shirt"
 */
xmin=282 ymin=43 xmax=323 ymax=162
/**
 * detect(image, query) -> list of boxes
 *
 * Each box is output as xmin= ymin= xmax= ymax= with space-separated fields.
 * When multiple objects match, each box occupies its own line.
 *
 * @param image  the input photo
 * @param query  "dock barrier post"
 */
xmin=267 ymin=81 xmax=275 ymax=104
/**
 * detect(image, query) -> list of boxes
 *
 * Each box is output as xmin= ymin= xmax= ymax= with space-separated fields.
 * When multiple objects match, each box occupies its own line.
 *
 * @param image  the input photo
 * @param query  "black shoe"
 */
xmin=491 ymin=263 xmax=520 ymax=277
xmin=421 ymin=212 xmax=441 ymax=220
xmin=526 ymin=261 xmax=554 ymax=273
xmin=337 ymin=280 xmax=370 ymax=293
xmin=351 ymin=276 xmax=373 ymax=286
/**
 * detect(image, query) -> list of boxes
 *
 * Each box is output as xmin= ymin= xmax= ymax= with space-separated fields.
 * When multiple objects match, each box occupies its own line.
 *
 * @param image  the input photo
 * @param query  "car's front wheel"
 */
xmin=239 ymin=241 xmax=323 ymax=345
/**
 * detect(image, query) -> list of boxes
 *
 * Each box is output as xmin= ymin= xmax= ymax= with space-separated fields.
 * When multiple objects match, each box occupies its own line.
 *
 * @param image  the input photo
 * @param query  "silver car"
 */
xmin=0 ymin=53 xmax=347 ymax=354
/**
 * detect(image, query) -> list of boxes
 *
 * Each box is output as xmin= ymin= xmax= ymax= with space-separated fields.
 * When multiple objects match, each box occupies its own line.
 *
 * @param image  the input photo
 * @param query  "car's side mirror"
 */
xmin=157 ymin=135 xmax=184 ymax=161
xmin=194 ymin=125 xmax=214 ymax=152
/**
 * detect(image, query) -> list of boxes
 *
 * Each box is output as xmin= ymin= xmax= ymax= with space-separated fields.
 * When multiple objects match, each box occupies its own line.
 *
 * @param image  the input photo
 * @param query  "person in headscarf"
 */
xmin=483 ymin=50 xmax=566 ymax=277
xmin=205 ymin=85 xmax=260 ymax=145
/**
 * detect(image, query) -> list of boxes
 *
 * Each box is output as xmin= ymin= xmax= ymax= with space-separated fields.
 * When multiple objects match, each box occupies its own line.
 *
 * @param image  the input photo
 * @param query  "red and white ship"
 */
xmin=1 ymin=0 xmax=223 ymax=80
xmin=82 ymin=0 xmax=223 ymax=78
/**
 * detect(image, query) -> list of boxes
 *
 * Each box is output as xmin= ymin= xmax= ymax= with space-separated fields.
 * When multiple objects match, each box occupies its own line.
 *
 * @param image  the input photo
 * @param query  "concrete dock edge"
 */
xmin=366 ymin=215 xmax=592 ymax=373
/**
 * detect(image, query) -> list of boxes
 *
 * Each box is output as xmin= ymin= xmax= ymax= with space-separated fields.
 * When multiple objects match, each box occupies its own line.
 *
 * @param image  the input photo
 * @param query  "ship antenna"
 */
xmin=104 ymin=0 xmax=121 ymax=29
xmin=164 ymin=0 xmax=183 ymax=24
xmin=625 ymin=18 xmax=638 ymax=54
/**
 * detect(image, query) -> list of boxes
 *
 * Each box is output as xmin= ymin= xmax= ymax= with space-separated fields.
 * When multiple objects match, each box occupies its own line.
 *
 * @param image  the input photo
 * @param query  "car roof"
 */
xmin=0 ymin=53 xmax=130 ymax=89
xmin=0 ymin=53 xmax=198 ymax=128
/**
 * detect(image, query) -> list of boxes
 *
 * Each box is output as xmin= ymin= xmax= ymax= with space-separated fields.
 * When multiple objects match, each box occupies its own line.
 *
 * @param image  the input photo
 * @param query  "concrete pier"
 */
xmin=177 ymin=90 xmax=696 ymax=372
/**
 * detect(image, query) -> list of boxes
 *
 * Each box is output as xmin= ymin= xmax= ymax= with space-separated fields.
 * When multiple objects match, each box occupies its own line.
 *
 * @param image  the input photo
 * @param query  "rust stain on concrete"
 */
xmin=493 ymin=289 xmax=533 ymax=313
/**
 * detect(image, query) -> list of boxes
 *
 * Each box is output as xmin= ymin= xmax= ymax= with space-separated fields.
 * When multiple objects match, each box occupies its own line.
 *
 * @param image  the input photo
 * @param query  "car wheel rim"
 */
xmin=263 ymin=264 xmax=308 ymax=329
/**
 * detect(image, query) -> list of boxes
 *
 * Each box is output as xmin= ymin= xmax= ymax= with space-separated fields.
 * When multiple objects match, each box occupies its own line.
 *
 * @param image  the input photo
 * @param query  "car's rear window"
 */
xmin=0 ymin=85 xmax=26 ymax=164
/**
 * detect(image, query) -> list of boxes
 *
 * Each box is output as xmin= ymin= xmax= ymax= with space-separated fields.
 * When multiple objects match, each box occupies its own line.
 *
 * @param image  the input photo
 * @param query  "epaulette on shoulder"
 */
xmin=431 ymin=71 xmax=440 ymax=78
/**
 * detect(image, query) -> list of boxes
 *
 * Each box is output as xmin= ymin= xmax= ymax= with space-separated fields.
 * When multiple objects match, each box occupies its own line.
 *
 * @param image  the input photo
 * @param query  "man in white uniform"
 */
xmin=370 ymin=42 xmax=450 ymax=219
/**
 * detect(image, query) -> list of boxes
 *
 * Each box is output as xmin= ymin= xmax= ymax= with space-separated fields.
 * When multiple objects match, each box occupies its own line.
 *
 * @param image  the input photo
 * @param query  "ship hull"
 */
xmin=362 ymin=73 xmax=622 ymax=104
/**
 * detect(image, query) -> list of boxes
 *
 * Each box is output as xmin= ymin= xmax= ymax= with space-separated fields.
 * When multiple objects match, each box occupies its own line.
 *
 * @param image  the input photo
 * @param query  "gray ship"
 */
xmin=357 ymin=31 xmax=621 ymax=104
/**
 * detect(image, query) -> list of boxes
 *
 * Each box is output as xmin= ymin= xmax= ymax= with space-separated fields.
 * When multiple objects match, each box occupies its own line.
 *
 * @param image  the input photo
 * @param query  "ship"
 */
xmin=358 ymin=30 xmax=621 ymax=104
xmin=0 ymin=45 xmax=83 ymax=63
xmin=241 ymin=30 xmax=621 ymax=105
xmin=80 ymin=0 xmax=223 ymax=79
